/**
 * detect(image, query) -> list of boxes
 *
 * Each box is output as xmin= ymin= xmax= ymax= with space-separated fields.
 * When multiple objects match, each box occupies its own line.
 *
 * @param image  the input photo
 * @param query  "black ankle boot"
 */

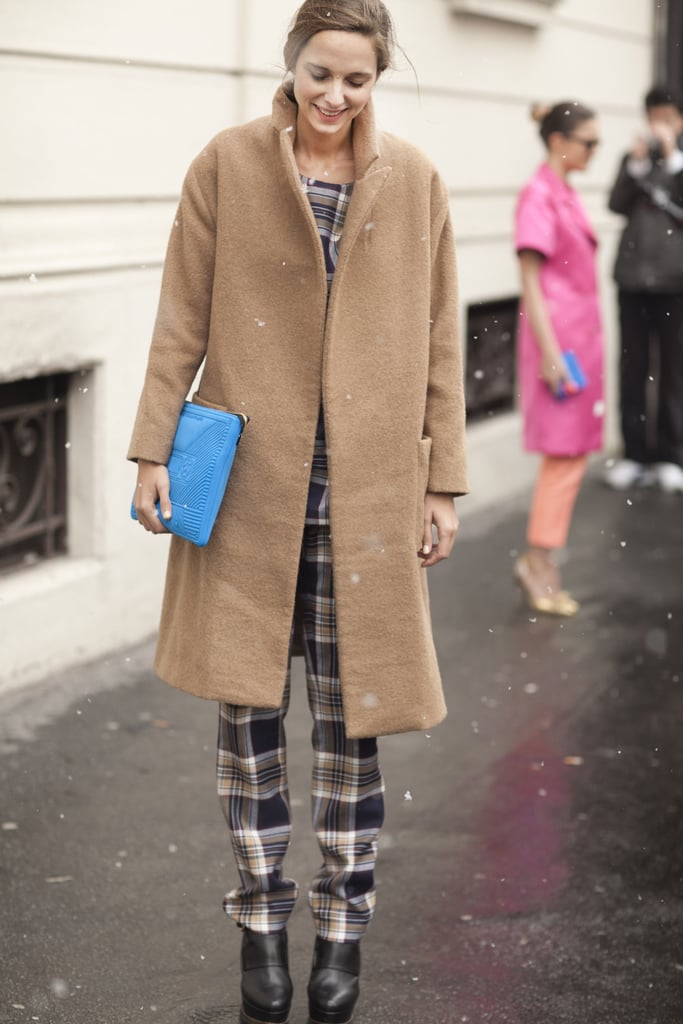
xmin=307 ymin=937 xmax=361 ymax=1024
xmin=239 ymin=927 xmax=293 ymax=1024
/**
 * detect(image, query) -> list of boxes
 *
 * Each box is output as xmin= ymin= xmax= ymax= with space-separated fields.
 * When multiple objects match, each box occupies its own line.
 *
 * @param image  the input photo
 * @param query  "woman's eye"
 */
xmin=311 ymin=73 xmax=327 ymax=81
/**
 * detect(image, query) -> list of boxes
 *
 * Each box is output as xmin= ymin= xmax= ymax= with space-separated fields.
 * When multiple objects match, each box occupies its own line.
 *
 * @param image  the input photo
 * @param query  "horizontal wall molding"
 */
xmin=0 ymin=263 xmax=164 ymax=284
xmin=0 ymin=201 xmax=174 ymax=278
xmin=2 ymin=49 xmax=646 ymax=119
xmin=0 ymin=195 xmax=178 ymax=208
xmin=0 ymin=184 xmax=622 ymax=278
xmin=449 ymin=182 xmax=618 ymax=199
xmin=376 ymin=78 xmax=644 ymax=120
xmin=0 ymin=46 xmax=259 ymax=78
xmin=553 ymin=14 xmax=652 ymax=44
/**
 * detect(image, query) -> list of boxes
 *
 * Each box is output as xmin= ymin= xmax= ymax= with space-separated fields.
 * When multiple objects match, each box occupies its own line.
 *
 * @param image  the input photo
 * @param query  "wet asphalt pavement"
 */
xmin=1 ymin=470 xmax=682 ymax=1024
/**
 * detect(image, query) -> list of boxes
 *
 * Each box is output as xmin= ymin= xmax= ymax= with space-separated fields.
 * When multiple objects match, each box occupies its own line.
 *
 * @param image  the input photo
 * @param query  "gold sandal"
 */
xmin=513 ymin=555 xmax=579 ymax=617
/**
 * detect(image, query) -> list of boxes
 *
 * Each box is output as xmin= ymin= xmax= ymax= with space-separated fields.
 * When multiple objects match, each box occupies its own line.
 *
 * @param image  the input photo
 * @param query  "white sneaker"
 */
xmin=656 ymin=462 xmax=683 ymax=494
xmin=604 ymin=459 xmax=656 ymax=490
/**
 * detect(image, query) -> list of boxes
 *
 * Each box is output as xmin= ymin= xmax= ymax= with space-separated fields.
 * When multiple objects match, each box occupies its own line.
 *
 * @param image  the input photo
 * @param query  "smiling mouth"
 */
xmin=314 ymin=105 xmax=347 ymax=120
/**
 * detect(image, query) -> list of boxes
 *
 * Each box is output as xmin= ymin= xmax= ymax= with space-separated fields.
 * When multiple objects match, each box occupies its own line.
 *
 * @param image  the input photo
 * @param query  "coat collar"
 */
xmin=537 ymin=161 xmax=574 ymax=196
xmin=271 ymin=85 xmax=382 ymax=180
xmin=537 ymin=162 xmax=598 ymax=246
xmin=272 ymin=85 xmax=392 ymax=283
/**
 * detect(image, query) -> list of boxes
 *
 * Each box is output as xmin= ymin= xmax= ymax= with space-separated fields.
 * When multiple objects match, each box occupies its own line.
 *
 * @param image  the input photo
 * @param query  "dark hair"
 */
xmin=530 ymin=100 xmax=596 ymax=147
xmin=283 ymin=0 xmax=397 ymax=76
xmin=645 ymin=85 xmax=683 ymax=112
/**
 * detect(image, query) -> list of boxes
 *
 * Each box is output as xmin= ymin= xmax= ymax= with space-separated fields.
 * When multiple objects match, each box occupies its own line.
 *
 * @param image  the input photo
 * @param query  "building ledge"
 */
xmin=445 ymin=0 xmax=559 ymax=28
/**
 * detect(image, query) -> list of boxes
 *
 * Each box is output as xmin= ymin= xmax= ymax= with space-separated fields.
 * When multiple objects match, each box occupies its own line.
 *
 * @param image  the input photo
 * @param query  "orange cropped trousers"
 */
xmin=527 ymin=454 xmax=588 ymax=550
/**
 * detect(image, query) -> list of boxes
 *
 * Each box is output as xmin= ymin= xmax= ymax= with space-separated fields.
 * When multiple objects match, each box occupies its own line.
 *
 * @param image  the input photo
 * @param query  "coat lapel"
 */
xmin=540 ymin=163 xmax=597 ymax=247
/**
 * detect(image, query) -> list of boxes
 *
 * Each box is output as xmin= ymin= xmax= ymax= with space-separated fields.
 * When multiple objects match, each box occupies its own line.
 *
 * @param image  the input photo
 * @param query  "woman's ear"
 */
xmin=547 ymin=130 xmax=565 ymax=153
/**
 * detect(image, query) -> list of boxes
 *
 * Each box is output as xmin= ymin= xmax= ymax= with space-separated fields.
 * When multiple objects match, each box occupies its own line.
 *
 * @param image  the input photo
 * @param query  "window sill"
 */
xmin=0 ymin=556 xmax=103 ymax=606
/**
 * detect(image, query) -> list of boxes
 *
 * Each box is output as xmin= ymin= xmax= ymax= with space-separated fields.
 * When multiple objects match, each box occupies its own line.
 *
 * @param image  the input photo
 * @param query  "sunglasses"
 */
xmin=564 ymin=133 xmax=600 ymax=151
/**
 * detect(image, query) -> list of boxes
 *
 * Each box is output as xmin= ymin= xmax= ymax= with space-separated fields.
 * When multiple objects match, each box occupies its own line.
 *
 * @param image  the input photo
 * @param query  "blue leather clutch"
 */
xmin=556 ymin=350 xmax=587 ymax=400
xmin=130 ymin=400 xmax=247 ymax=547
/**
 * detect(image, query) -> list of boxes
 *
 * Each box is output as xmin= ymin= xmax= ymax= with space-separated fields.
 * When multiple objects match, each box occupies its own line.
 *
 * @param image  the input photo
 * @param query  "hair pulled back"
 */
xmin=530 ymin=100 xmax=596 ymax=147
xmin=283 ymin=0 xmax=397 ymax=76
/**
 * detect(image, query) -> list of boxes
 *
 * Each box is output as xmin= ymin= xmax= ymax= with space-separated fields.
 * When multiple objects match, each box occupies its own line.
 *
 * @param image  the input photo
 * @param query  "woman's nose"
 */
xmin=325 ymin=79 xmax=345 ymax=107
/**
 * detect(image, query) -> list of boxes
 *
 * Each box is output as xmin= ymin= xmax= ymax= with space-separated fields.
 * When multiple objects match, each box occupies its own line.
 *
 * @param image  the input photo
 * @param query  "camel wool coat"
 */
xmin=128 ymin=87 xmax=469 ymax=739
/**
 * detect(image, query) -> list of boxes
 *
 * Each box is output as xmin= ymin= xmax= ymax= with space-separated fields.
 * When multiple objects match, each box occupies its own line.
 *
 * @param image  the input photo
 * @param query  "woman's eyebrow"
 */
xmin=305 ymin=61 xmax=373 ymax=79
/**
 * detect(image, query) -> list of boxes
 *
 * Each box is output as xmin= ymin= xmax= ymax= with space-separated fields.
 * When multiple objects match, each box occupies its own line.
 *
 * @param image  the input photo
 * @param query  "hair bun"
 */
xmin=530 ymin=102 xmax=550 ymax=124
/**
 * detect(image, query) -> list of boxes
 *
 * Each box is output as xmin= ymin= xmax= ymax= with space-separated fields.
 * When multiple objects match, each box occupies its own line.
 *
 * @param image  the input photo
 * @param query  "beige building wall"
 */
xmin=0 ymin=0 xmax=655 ymax=693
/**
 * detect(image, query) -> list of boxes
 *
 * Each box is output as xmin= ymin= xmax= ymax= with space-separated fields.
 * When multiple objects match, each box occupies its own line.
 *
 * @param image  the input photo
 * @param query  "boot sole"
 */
xmin=307 ymin=1010 xmax=354 ymax=1024
xmin=240 ymin=1006 xmax=290 ymax=1024
xmin=308 ymin=1019 xmax=353 ymax=1024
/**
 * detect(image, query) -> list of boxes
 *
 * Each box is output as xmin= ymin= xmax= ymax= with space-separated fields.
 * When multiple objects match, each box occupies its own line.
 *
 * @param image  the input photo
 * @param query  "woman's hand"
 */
xmin=518 ymin=250 xmax=570 ymax=395
xmin=540 ymin=349 xmax=571 ymax=395
xmin=134 ymin=459 xmax=172 ymax=534
xmin=419 ymin=492 xmax=459 ymax=568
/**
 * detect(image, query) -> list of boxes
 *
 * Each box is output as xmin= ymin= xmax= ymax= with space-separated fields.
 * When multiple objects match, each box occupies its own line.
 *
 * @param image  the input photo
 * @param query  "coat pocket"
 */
xmin=192 ymin=392 xmax=231 ymax=413
xmin=192 ymin=391 xmax=249 ymax=430
xmin=415 ymin=436 xmax=433 ymax=547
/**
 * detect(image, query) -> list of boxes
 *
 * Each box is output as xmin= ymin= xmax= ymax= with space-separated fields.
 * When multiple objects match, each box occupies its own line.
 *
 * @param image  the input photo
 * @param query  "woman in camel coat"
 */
xmin=129 ymin=3 xmax=467 ymax=1021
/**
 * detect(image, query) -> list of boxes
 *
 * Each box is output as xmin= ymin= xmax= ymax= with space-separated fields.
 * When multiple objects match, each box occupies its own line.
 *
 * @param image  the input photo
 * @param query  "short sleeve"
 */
xmin=515 ymin=183 xmax=556 ymax=259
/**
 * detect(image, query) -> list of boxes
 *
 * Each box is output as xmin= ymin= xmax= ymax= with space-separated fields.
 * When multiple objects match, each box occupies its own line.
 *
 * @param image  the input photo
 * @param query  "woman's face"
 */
xmin=291 ymin=30 xmax=379 ymax=142
xmin=551 ymin=117 xmax=601 ymax=172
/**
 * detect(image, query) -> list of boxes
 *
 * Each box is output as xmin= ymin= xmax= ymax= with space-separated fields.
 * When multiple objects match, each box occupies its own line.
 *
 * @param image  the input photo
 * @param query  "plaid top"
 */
xmin=302 ymin=176 xmax=354 ymax=524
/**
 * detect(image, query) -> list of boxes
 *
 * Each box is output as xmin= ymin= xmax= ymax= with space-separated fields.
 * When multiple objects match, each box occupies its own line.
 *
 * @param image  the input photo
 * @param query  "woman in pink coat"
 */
xmin=514 ymin=101 xmax=605 ymax=615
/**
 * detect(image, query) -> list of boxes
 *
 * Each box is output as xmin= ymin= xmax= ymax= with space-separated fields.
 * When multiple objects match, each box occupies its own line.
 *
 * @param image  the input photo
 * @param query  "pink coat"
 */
xmin=515 ymin=163 xmax=604 ymax=456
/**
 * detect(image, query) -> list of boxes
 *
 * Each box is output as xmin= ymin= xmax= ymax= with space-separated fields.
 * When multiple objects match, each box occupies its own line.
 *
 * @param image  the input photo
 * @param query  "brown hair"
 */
xmin=530 ymin=100 xmax=596 ymax=147
xmin=283 ymin=0 xmax=397 ymax=76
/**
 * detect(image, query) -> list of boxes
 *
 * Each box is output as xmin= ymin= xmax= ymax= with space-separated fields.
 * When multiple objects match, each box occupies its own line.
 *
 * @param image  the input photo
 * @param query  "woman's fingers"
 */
xmin=419 ymin=494 xmax=459 ymax=567
xmin=134 ymin=462 xmax=171 ymax=533
xmin=422 ymin=514 xmax=434 ymax=558
xmin=156 ymin=472 xmax=172 ymax=523
xmin=541 ymin=352 xmax=568 ymax=392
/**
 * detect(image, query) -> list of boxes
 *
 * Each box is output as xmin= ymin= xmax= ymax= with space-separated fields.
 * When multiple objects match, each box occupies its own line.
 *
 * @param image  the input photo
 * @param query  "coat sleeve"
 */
xmin=608 ymin=155 xmax=643 ymax=215
xmin=423 ymin=177 xmax=469 ymax=497
xmin=127 ymin=146 xmax=218 ymax=463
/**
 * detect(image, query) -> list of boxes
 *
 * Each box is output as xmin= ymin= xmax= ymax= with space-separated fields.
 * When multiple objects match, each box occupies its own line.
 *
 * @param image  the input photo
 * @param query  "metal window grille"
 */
xmin=0 ymin=374 xmax=68 ymax=572
xmin=465 ymin=298 xmax=518 ymax=421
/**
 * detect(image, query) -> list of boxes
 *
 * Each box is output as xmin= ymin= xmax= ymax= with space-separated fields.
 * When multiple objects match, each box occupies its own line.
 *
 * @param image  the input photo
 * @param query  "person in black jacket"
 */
xmin=605 ymin=85 xmax=683 ymax=493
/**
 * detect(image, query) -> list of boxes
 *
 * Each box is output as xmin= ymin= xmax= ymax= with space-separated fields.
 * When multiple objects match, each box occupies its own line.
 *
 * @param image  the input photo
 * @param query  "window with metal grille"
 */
xmin=465 ymin=297 xmax=518 ymax=421
xmin=0 ymin=374 xmax=68 ymax=572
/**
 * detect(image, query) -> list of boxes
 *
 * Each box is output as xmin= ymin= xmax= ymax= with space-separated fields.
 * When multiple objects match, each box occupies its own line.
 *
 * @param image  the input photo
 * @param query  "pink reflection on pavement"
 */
xmin=427 ymin=733 xmax=573 ymax=1019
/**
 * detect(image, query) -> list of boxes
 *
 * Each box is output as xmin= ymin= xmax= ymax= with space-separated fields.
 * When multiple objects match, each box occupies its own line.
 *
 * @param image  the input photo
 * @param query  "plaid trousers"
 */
xmin=217 ymin=526 xmax=386 ymax=942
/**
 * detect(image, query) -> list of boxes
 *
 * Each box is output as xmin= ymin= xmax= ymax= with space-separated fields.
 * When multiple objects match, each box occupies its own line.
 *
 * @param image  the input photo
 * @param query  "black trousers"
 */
xmin=618 ymin=291 xmax=683 ymax=466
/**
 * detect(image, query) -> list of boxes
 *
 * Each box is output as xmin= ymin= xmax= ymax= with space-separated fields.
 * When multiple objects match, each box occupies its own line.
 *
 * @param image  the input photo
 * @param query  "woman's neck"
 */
xmin=294 ymin=120 xmax=355 ymax=183
xmin=546 ymin=153 xmax=570 ymax=182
